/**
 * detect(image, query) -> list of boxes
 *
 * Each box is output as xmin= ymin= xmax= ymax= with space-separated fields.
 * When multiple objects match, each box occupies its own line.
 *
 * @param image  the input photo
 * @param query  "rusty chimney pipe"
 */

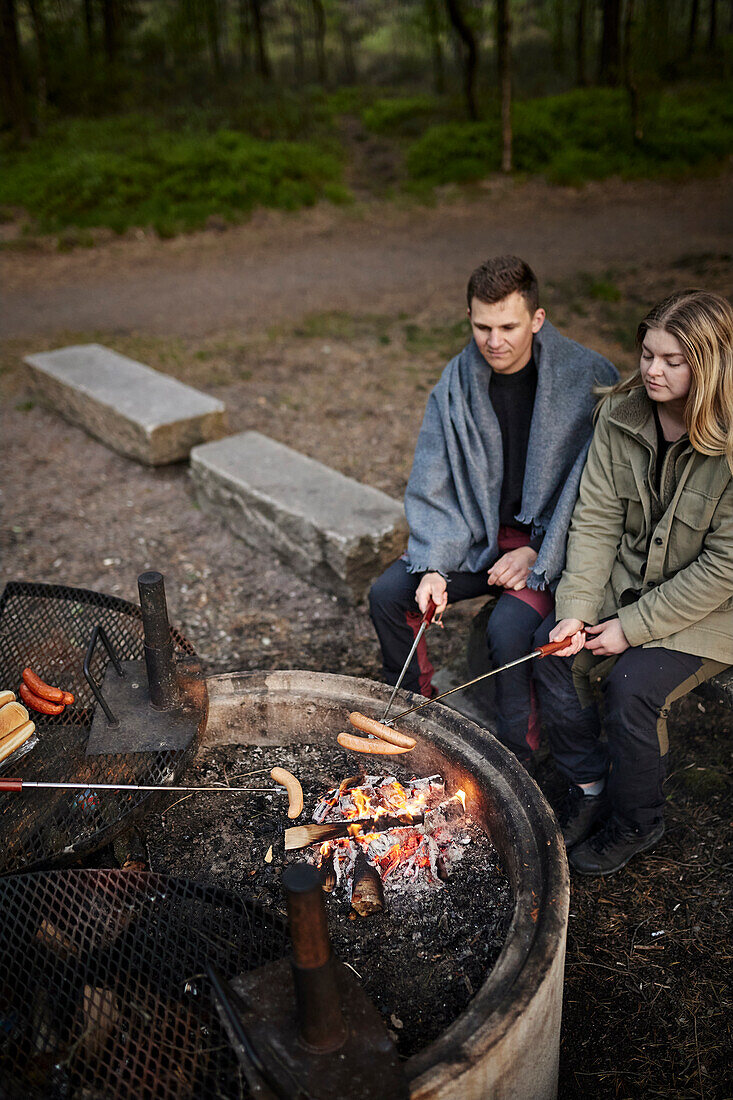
xmin=282 ymin=863 xmax=348 ymax=1053
xmin=137 ymin=571 xmax=179 ymax=710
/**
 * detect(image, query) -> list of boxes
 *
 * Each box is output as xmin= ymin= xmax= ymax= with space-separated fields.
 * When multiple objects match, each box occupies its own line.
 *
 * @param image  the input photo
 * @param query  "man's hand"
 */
xmin=549 ymin=618 xmax=586 ymax=656
xmin=487 ymin=545 xmax=538 ymax=591
xmin=585 ymin=618 xmax=630 ymax=656
xmin=415 ymin=572 xmax=448 ymax=615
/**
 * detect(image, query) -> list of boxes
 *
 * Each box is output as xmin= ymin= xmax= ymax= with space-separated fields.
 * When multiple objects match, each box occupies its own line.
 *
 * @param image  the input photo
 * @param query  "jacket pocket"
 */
xmin=613 ymin=462 xmax=641 ymax=500
xmin=674 ymin=488 xmax=718 ymax=531
xmin=669 ymin=489 xmax=718 ymax=569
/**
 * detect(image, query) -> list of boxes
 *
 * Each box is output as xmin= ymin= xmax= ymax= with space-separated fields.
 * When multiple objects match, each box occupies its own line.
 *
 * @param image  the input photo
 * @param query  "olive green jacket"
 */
xmin=555 ymin=388 xmax=733 ymax=663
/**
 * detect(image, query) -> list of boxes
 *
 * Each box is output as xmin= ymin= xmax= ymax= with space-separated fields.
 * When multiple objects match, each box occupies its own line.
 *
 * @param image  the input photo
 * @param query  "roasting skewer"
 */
xmin=381 ymin=598 xmax=440 ymax=723
xmin=0 ymin=765 xmax=304 ymax=816
xmin=0 ymin=779 xmax=285 ymax=795
xmin=382 ymin=636 xmax=576 ymax=726
xmin=343 ymin=636 xmax=580 ymax=753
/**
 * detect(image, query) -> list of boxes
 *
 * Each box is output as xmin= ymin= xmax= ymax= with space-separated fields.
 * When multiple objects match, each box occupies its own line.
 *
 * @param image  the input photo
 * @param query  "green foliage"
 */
xmin=0 ymin=116 xmax=350 ymax=235
xmin=588 ymin=278 xmax=622 ymax=303
xmin=406 ymin=84 xmax=733 ymax=187
xmin=361 ymin=95 xmax=449 ymax=136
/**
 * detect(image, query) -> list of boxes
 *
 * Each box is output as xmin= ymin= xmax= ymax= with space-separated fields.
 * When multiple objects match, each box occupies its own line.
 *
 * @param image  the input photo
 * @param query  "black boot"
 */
xmin=557 ymin=783 xmax=609 ymax=850
xmin=569 ymin=816 xmax=665 ymax=876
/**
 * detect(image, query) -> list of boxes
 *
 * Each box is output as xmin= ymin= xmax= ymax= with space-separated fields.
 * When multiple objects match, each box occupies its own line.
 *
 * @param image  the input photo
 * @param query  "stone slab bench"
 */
xmin=190 ymin=431 xmax=408 ymax=603
xmin=24 ymin=344 xmax=227 ymax=465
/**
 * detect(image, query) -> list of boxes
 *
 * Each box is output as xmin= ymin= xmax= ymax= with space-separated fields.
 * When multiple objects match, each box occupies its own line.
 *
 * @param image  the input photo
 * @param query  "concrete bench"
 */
xmin=24 ymin=344 xmax=227 ymax=465
xmin=190 ymin=431 xmax=408 ymax=603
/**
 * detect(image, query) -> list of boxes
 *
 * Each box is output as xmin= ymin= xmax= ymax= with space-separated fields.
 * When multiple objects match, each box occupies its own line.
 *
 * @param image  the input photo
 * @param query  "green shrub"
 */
xmin=406 ymin=84 xmax=733 ymax=187
xmin=361 ymin=95 xmax=447 ymax=136
xmin=0 ymin=117 xmax=350 ymax=234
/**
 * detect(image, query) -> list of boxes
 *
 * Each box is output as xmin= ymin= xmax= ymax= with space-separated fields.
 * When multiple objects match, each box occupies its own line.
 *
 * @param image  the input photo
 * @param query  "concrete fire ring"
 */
xmin=204 ymin=669 xmax=570 ymax=1100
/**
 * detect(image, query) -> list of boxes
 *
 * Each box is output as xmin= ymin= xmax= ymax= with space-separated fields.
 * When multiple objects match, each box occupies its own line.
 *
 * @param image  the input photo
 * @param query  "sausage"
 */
xmin=0 ymin=701 xmax=30 ymax=739
xmin=0 ymin=720 xmax=35 ymax=764
xmin=270 ymin=767 xmax=304 ymax=820
xmin=61 ymin=691 xmax=75 ymax=706
xmin=22 ymin=668 xmax=65 ymax=704
xmin=0 ymin=690 xmax=15 ymax=708
xmin=337 ymin=731 xmax=413 ymax=755
xmin=19 ymin=683 xmax=65 ymax=716
xmin=348 ymin=712 xmax=416 ymax=749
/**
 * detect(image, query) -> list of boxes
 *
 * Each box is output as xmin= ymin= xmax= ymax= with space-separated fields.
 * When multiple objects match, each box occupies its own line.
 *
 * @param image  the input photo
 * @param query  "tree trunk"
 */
xmin=575 ymin=0 xmax=587 ymax=85
xmin=623 ymin=0 xmax=642 ymax=143
xmin=337 ymin=5 xmax=356 ymax=84
xmin=238 ymin=0 xmax=250 ymax=72
xmin=83 ymin=0 xmax=94 ymax=59
xmin=707 ymin=0 xmax=717 ymax=52
xmin=311 ymin=0 xmax=327 ymax=84
xmin=497 ymin=0 xmax=511 ymax=172
xmin=687 ymin=0 xmax=699 ymax=56
xmin=0 ymin=0 xmax=31 ymax=140
xmin=445 ymin=0 xmax=478 ymax=120
xmin=26 ymin=0 xmax=49 ymax=120
xmin=599 ymin=0 xmax=621 ymax=85
xmin=102 ymin=0 xmax=119 ymax=65
xmin=250 ymin=0 xmax=271 ymax=80
xmin=204 ymin=0 xmax=223 ymax=80
xmin=425 ymin=0 xmax=445 ymax=95
xmin=553 ymin=0 xmax=566 ymax=73
xmin=289 ymin=1 xmax=305 ymax=85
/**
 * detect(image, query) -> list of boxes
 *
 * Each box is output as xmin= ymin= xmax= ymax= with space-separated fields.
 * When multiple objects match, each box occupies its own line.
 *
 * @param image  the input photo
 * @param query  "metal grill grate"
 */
xmin=0 ymin=582 xmax=197 ymax=875
xmin=0 ymin=869 xmax=289 ymax=1100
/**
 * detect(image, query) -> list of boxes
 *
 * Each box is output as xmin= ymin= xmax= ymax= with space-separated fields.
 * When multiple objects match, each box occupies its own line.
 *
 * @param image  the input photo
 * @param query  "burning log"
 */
xmin=320 ymin=852 xmax=337 ymax=893
xmin=351 ymin=852 xmax=384 ymax=917
xmin=285 ymin=813 xmax=425 ymax=851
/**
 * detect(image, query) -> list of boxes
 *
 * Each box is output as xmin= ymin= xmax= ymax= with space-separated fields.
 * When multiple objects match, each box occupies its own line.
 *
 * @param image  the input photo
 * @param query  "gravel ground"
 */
xmin=1 ymin=245 xmax=731 ymax=1097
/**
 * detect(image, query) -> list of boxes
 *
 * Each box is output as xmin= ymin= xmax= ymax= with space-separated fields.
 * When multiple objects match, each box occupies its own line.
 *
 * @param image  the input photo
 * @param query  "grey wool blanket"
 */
xmin=404 ymin=321 xmax=619 ymax=589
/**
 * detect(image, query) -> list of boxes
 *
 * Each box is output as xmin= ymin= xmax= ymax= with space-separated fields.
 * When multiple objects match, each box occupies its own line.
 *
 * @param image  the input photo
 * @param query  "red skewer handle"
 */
xmin=536 ymin=636 xmax=579 ymax=658
xmin=0 ymin=780 xmax=23 ymax=792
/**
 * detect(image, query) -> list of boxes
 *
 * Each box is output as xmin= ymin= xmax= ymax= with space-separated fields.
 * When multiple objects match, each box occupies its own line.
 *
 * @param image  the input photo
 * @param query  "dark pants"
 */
xmin=532 ymin=614 xmax=728 ymax=831
xmin=368 ymin=552 xmax=553 ymax=759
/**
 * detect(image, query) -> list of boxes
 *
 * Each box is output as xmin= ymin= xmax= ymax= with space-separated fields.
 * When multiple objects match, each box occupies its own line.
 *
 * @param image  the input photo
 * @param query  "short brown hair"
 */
xmin=467 ymin=255 xmax=539 ymax=313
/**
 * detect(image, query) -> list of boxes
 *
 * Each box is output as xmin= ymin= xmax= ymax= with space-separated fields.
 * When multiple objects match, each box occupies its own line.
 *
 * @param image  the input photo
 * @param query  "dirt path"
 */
xmin=2 ymin=173 xmax=731 ymax=338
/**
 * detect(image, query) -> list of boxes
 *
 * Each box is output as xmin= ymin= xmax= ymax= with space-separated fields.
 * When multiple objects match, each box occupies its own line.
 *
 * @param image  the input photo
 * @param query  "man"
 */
xmin=369 ymin=255 xmax=618 ymax=763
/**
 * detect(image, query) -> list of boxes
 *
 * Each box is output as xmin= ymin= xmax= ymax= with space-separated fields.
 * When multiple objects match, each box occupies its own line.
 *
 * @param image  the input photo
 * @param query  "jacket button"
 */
xmin=654 ymin=536 xmax=663 ymax=545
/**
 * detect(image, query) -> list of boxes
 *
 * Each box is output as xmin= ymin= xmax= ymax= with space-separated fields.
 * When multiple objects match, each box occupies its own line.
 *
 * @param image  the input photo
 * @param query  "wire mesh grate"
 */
xmin=0 ymin=869 xmax=289 ymax=1099
xmin=0 ymin=582 xmax=197 ymax=875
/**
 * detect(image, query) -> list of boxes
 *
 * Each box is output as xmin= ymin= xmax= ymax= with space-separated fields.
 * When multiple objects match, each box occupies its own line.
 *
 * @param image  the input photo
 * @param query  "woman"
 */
xmin=533 ymin=289 xmax=733 ymax=875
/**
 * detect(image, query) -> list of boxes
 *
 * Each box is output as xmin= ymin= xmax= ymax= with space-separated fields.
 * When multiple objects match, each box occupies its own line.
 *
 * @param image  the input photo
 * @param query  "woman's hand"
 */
xmin=548 ymin=618 xmax=586 ymax=656
xmin=415 ymin=572 xmax=448 ymax=615
xmin=487 ymin=545 xmax=538 ymax=591
xmin=585 ymin=618 xmax=630 ymax=656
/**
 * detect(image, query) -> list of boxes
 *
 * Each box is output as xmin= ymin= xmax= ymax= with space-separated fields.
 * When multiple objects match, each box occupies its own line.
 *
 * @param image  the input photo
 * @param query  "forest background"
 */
xmin=1 ymin=0 xmax=732 ymax=241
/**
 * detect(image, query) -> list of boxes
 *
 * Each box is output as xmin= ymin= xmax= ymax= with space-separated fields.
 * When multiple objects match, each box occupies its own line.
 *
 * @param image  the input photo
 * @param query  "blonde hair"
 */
xmin=600 ymin=289 xmax=733 ymax=473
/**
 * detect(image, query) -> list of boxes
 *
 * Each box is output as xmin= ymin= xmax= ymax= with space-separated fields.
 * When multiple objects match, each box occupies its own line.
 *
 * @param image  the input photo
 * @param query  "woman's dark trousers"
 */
xmin=532 ymin=614 xmax=728 ymax=831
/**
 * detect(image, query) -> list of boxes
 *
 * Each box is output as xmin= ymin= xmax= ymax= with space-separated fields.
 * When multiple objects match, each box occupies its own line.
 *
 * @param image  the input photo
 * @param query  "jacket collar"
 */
xmin=608 ymin=387 xmax=691 ymax=453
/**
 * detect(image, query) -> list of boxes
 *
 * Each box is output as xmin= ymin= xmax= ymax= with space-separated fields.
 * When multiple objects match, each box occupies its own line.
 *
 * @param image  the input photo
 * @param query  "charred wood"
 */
xmin=351 ymin=853 xmax=385 ymax=917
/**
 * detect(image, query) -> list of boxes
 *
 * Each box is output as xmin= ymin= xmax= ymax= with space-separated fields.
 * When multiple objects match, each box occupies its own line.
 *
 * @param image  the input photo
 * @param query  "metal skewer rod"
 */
xmin=384 ymin=637 xmax=574 ymax=726
xmin=381 ymin=597 xmax=439 ymax=722
xmin=0 ymin=779 xmax=285 ymax=794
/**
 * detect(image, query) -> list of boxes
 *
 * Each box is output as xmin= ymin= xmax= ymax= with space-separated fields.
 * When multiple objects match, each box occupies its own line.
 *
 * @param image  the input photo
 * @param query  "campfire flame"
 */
xmin=311 ymin=775 xmax=469 ymax=893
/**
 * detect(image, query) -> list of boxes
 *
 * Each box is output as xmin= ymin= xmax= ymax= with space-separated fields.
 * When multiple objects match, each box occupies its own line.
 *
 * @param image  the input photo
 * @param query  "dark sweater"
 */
xmin=489 ymin=356 xmax=541 ymax=549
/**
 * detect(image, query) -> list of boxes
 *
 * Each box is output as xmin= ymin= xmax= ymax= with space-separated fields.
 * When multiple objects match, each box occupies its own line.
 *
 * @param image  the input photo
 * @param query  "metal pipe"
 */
xmin=137 ymin=571 xmax=179 ymax=710
xmin=282 ymin=863 xmax=348 ymax=1053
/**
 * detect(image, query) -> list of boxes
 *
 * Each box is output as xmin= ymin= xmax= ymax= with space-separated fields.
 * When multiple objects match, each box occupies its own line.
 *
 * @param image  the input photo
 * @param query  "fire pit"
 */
xmin=193 ymin=669 xmax=570 ymax=1100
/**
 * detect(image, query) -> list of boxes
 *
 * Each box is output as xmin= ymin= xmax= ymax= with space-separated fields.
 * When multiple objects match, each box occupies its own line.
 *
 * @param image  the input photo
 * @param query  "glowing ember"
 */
xmin=308 ymin=775 xmax=471 ymax=895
